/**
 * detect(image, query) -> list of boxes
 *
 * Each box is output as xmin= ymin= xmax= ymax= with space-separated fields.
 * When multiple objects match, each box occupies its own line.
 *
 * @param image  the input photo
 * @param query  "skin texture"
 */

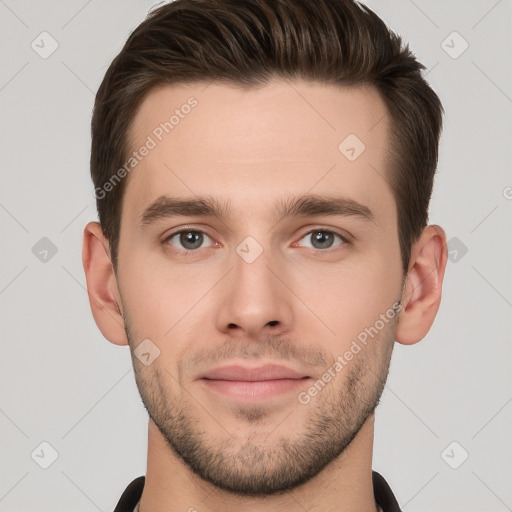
xmin=82 ymin=79 xmax=447 ymax=512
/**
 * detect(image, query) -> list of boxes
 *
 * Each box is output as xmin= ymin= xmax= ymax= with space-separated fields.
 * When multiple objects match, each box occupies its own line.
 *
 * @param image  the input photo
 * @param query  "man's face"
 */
xmin=116 ymin=79 xmax=404 ymax=495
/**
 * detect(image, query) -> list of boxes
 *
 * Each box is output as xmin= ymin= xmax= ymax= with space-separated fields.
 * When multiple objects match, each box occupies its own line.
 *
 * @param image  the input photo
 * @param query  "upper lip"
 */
xmin=199 ymin=364 xmax=310 ymax=381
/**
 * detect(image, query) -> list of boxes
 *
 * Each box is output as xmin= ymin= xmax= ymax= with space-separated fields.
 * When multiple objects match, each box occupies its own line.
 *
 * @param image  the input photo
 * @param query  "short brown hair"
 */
xmin=90 ymin=0 xmax=443 ymax=274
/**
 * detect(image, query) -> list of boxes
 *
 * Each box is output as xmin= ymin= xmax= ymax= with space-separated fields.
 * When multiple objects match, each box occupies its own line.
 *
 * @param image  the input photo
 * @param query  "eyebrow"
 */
xmin=138 ymin=193 xmax=375 ymax=228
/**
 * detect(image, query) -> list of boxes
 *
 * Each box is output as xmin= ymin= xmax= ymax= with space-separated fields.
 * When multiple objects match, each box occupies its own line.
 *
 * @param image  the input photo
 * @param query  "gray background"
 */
xmin=0 ymin=0 xmax=511 ymax=510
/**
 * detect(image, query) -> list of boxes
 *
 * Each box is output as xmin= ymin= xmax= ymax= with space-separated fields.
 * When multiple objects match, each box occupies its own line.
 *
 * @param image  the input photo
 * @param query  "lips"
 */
xmin=199 ymin=364 xmax=309 ymax=381
xmin=198 ymin=364 xmax=311 ymax=401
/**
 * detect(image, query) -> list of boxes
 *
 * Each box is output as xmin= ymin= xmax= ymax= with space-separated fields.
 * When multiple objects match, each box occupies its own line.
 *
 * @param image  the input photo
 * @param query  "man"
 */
xmin=82 ymin=0 xmax=447 ymax=510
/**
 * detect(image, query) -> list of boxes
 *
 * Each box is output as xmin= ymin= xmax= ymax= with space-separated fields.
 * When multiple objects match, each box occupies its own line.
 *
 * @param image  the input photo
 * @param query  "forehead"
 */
xmin=121 ymin=79 xmax=393 ymax=225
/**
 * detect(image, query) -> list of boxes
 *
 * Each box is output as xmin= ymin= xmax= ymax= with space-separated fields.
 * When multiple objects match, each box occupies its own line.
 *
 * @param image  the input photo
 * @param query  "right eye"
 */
xmin=163 ymin=229 xmax=216 ymax=252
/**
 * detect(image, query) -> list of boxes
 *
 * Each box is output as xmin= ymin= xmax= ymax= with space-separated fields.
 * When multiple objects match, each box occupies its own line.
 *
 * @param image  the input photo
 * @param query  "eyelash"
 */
xmin=162 ymin=227 xmax=350 ymax=254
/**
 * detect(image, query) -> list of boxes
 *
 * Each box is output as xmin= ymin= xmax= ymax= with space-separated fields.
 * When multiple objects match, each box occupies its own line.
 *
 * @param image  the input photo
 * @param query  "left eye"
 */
xmin=165 ymin=230 xmax=214 ymax=251
xmin=297 ymin=230 xmax=347 ymax=250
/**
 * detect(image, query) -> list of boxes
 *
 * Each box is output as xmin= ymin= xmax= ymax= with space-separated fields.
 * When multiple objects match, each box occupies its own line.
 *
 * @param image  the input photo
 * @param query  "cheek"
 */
xmin=301 ymin=253 xmax=401 ymax=346
xmin=119 ymin=253 xmax=217 ymax=352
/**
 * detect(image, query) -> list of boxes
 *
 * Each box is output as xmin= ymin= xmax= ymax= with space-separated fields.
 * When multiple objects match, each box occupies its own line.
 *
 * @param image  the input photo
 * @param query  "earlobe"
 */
xmin=82 ymin=221 xmax=128 ymax=346
xmin=395 ymin=225 xmax=448 ymax=345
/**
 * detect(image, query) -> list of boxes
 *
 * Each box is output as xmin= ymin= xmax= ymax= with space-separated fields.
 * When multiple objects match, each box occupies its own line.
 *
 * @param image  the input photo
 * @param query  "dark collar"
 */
xmin=114 ymin=470 xmax=402 ymax=511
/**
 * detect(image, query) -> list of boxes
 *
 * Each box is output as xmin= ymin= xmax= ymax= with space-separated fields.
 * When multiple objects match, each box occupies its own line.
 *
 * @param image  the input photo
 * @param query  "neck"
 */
xmin=138 ymin=415 xmax=380 ymax=512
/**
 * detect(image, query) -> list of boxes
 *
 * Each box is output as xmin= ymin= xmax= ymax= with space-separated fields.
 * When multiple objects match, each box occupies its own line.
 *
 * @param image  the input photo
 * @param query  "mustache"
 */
xmin=182 ymin=337 xmax=328 ymax=370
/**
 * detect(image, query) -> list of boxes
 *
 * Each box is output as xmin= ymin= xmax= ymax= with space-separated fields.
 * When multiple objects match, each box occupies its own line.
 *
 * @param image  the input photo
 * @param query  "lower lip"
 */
xmin=200 ymin=378 xmax=311 ymax=400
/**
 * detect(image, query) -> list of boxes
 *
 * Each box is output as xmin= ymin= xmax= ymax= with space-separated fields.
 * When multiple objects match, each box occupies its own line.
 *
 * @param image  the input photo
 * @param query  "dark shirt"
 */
xmin=113 ymin=470 xmax=402 ymax=511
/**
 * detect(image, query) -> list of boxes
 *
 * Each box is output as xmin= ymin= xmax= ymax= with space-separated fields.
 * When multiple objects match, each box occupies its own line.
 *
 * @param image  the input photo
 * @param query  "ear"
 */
xmin=82 ymin=221 xmax=128 ymax=346
xmin=395 ymin=224 xmax=448 ymax=345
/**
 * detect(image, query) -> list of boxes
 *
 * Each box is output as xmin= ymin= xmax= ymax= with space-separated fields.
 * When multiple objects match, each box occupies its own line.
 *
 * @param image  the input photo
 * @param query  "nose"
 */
xmin=214 ymin=243 xmax=294 ymax=340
